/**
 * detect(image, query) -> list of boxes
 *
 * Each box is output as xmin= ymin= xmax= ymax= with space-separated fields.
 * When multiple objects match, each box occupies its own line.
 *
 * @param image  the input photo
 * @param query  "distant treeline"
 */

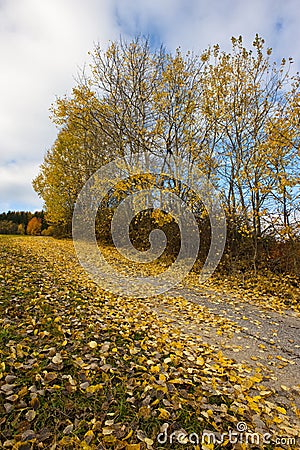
xmin=0 ymin=211 xmax=52 ymax=236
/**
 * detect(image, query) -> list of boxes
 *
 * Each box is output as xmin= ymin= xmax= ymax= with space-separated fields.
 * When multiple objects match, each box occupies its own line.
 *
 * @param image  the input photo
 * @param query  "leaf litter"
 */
xmin=0 ymin=236 xmax=299 ymax=449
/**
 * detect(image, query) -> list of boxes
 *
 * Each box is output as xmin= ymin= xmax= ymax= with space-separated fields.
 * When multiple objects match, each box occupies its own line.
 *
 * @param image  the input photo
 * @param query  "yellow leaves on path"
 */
xmin=193 ymin=269 xmax=300 ymax=313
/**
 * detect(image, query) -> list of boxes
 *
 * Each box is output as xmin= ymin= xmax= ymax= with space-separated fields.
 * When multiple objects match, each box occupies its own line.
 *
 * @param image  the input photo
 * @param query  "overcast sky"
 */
xmin=1 ymin=0 xmax=300 ymax=213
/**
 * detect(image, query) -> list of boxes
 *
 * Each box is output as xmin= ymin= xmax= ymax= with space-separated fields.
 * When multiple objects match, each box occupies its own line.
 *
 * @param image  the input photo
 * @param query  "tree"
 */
xmin=34 ymin=38 xmax=216 ymax=233
xmin=41 ymin=226 xmax=54 ymax=236
xmin=33 ymin=35 xmax=300 ymax=274
xmin=0 ymin=221 xmax=18 ymax=235
xmin=200 ymin=35 xmax=300 ymax=270
xmin=26 ymin=217 xmax=42 ymax=236
xmin=17 ymin=223 xmax=25 ymax=235
xmin=33 ymin=85 xmax=116 ymax=232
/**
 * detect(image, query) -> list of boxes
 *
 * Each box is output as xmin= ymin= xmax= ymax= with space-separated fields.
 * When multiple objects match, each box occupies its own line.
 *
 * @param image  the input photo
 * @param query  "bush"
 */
xmin=41 ymin=226 xmax=55 ymax=236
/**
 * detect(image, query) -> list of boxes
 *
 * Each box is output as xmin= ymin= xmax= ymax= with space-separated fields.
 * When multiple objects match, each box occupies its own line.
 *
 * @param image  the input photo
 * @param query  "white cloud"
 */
xmin=0 ymin=0 xmax=119 ymax=211
xmin=0 ymin=161 xmax=42 ymax=212
xmin=1 ymin=0 xmax=300 ymax=212
xmin=114 ymin=0 xmax=300 ymax=65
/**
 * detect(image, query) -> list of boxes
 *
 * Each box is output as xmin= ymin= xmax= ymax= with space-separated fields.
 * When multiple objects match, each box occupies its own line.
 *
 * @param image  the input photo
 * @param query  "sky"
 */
xmin=1 ymin=0 xmax=300 ymax=213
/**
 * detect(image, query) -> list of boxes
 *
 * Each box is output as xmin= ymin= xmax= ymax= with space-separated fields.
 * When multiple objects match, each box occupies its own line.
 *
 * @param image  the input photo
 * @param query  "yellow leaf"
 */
xmin=16 ymin=344 xmax=24 ymax=358
xmin=196 ymin=356 xmax=205 ymax=366
xmin=145 ymin=438 xmax=154 ymax=447
xmin=158 ymin=408 xmax=170 ymax=419
xmin=150 ymin=365 xmax=160 ymax=373
xmin=25 ymin=409 xmax=36 ymax=421
xmin=88 ymin=341 xmax=97 ymax=349
xmin=276 ymin=406 xmax=286 ymax=414
xmin=124 ymin=429 xmax=133 ymax=440
xmin=280 ymin=385 xmax=289 ymax=391
xmin=80 ymin=442 xmax=93 ymax=450
xmin=85 ymin=384 xmax=103 ymax=394
xmin=201 ymin=442 xmax=214 ymax=449
xmin=84 ymin=429 xmax=94 ymax=445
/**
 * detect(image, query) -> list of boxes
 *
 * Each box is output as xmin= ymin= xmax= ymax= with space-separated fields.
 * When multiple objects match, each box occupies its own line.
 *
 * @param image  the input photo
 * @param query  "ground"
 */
xmin=0 ymin=236 xmax=299 ymax=449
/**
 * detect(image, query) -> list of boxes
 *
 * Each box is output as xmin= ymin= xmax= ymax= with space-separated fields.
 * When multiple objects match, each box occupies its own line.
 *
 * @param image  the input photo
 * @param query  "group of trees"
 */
xmin=33 ymin=35 xmax=300 ymax=274
xmin=0 ymin=211 xmax=51 ymax=236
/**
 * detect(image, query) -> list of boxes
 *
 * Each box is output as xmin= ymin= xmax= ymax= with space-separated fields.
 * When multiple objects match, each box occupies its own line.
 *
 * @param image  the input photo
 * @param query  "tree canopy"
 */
xmin=33 ymin=35 xmax=300 ymax=273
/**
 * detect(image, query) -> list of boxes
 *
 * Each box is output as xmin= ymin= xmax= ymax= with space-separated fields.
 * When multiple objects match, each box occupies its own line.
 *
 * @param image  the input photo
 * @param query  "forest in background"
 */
xmin=0 ymin=211 xmax=51 ymax=236
xmin=32 ymin=35 xmax=299 ymax=277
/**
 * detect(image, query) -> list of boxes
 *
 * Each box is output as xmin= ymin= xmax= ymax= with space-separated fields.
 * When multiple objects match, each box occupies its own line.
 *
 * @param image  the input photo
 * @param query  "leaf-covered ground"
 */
xmin=191 ymin=272 xmax=300 ymax=315
xmin=0 ymin=236 xmax=299 ymax=449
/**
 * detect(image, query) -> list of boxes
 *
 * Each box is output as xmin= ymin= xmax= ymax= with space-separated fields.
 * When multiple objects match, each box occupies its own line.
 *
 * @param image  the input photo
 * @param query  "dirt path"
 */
xmin=101 ymin=245 xmax=300 ymax=402
xmin=149 ymin=285 xmax=300 ymax=425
